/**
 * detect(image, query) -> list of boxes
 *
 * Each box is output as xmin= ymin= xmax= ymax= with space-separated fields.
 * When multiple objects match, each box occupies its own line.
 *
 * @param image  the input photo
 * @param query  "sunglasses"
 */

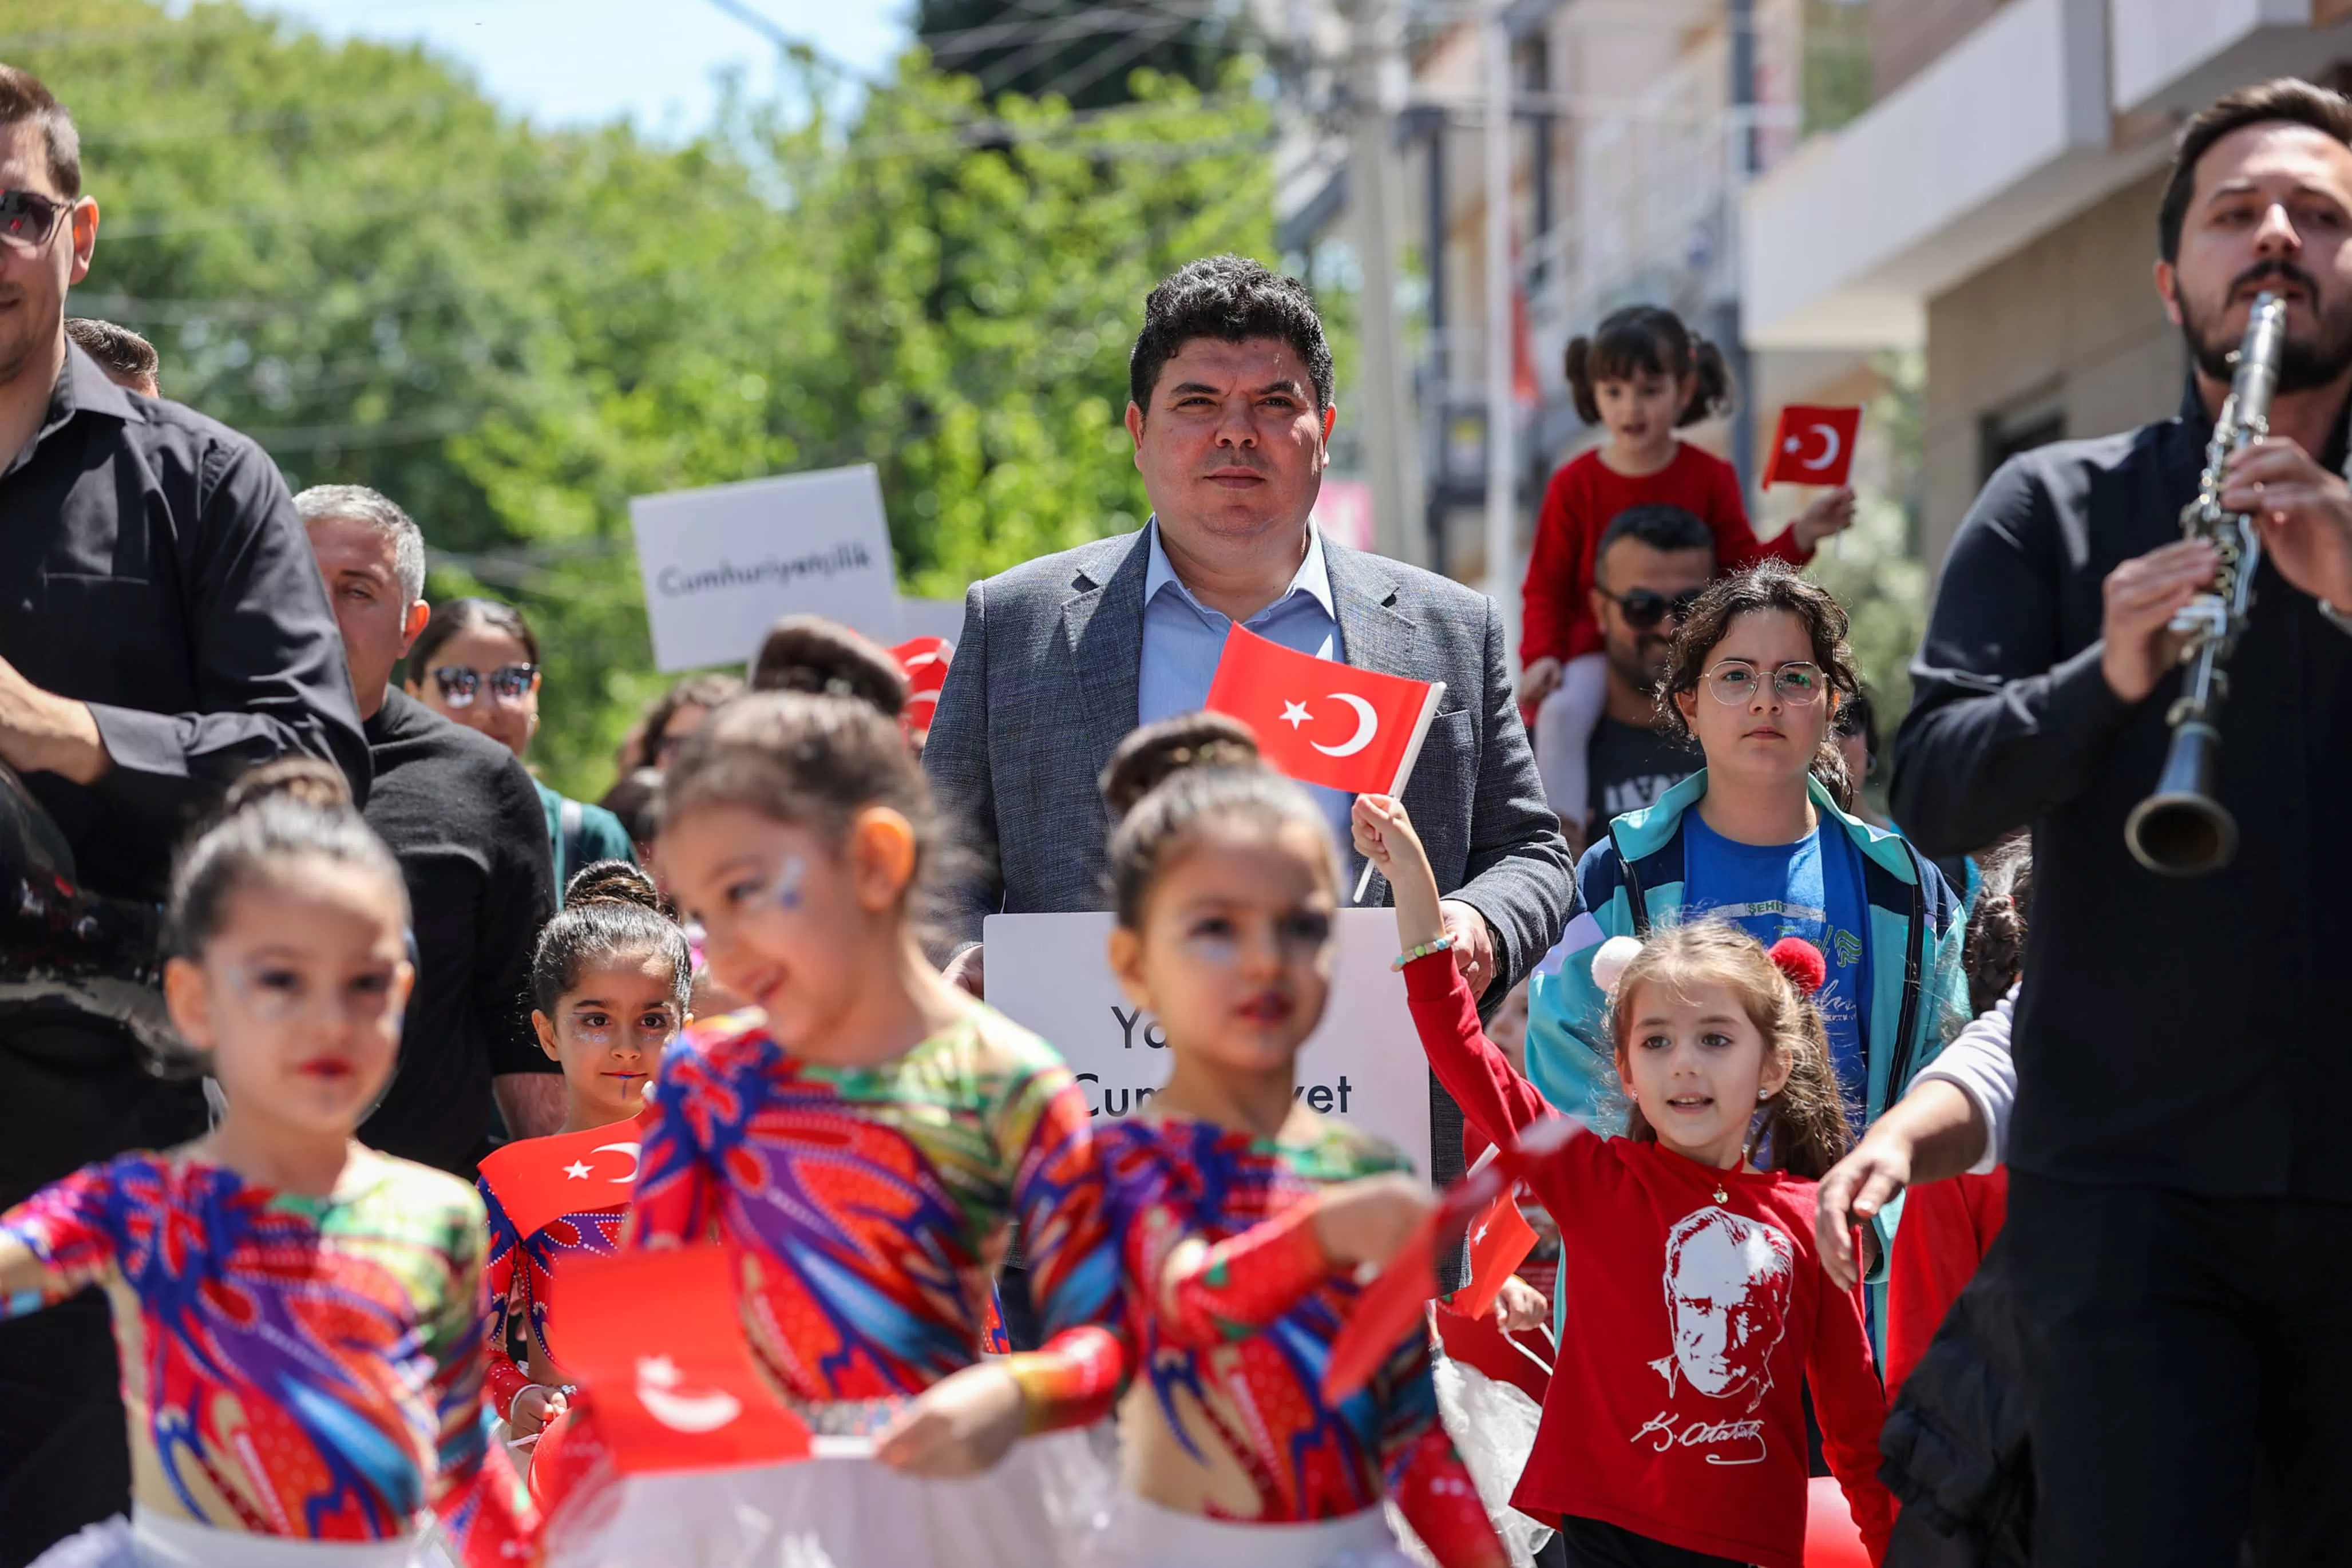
xmin=430 ymin=663 xmax=537 ymax=707
xmin=1603 ymin=586 xmax=1703 ymax=631
xmin=0 ymin=191 xmax=72 ymax=254
xmin=1702 ymin=660 xmax=1826 ymax=706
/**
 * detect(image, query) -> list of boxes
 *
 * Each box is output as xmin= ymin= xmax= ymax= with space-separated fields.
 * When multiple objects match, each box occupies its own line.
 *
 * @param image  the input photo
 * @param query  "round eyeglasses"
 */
xmin=1702 ymin=660 xmax=1826 ymax=706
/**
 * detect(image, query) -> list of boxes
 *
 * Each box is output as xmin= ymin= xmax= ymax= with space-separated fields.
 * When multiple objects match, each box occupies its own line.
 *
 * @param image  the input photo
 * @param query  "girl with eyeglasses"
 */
xmin=405 ymin=598 xmax=636 ymax=900
xmin=1520 ymin=306 xmax=1857 ymax=840
xmin=1525 ymin=563 xmax=1970 ymax=1306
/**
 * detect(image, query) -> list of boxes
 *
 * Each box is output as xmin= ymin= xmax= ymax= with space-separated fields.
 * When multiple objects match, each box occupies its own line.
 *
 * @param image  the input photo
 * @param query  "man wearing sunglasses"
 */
xmin=0 ymin=67 xmax=370 ymax=1565
xmin=1561 ymin=504 xmax=1711 ymax=849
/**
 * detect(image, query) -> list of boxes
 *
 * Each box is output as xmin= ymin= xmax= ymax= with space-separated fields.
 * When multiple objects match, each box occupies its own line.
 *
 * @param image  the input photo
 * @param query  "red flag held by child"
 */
xmin=553 ymin=1246 xmax=811 ymax=1475
xmin=1763 ymin=405 xmax=1862 ymax=489
xmin=1453 ymin=1185 xmax=1540 ymax=1322
xmin=1203 ymin=625 xmax=1444 ymax=795
xmin=477 ymin=1108 xmax=656 ymax=1245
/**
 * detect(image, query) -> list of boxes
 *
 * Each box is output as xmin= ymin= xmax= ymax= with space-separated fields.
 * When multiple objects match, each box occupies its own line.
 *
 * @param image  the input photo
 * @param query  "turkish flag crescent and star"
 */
xmin=1761 ymin=404 xmax=1862 ymax=489
xmin=555 ymin=1245 xmax=814 ymax=1475
xmin=477 ymin=1107 xmax=657 ymax=1246
xmin=1203 ymin=624 xmax=1445 ymax=795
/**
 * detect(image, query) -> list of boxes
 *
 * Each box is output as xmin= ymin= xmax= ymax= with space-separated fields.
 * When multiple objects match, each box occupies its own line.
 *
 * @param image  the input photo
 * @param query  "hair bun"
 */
xmin=1099 ymin=712 xmax=1262 ymax=821
xmin=749 ymin=615 xmax=908 ymax=718
xmin=564 ymin=859 xmax=663 ymax=913
xmin=221 ymin=757 xmax=353 ymax=817
xmin=1767 ymin=937 xmax=1827 ymax=996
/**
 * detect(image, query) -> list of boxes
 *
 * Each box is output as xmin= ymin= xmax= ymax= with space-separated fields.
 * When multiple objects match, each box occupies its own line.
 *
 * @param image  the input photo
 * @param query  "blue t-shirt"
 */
xmin=1681 ymin=811 xmax=1874 ymax=1111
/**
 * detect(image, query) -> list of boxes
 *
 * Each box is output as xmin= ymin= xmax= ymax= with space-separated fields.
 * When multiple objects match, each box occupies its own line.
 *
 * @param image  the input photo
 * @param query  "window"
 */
xmin=1981 ymin=394 xmax=2066 ymax=482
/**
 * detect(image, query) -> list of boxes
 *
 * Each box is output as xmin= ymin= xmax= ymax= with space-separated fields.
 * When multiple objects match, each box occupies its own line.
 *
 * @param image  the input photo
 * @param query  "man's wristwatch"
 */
xmin=2321 ymin=599 xmax=2352 ymax=638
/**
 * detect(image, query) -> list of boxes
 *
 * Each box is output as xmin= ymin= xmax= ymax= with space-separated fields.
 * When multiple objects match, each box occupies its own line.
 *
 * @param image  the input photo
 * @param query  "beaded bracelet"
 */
xmin=1391 ymin=934 xmax=1456 ymax=971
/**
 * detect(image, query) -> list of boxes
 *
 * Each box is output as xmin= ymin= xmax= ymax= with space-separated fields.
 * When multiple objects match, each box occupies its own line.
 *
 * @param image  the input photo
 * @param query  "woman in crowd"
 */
xmin=1526 ymin=562 xmax=1968 ymax=1290
xmin=612 ymin=672 xmax=743 ymax=779
xmin=0 ymin=761 xmax=533 ymax=1567
xmin=406 ymin=597 xmax=635 ymax=897
xmin=1084 ymin=714 xmax=1508 ymax=1568
xmin=1519 ymin=305 xmax=1854 ymax=827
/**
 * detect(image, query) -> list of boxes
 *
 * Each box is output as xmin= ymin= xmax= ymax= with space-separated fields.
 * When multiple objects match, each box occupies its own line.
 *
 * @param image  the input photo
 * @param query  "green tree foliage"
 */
xmin=23 ymin=0 xmax=1274 ymax=797
xmin=913 ymin=1 xmax=1239 ymax=112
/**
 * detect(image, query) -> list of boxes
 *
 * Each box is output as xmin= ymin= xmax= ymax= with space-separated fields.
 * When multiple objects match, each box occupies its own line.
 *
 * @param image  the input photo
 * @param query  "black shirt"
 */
xmin=0 ymin=346 xmax=370 ymax=898
xmin=358 ymin=688 xmax=556 ymax=1175
xmin=1586 ymin=715 xmax=1698 ymax=834
xmin=1891 ymin=383 xmax=2352 ymax=1201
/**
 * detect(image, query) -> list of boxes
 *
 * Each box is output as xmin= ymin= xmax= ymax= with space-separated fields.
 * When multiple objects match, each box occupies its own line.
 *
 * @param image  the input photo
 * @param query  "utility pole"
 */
xmin=1483 ymin=0 xmax=1518 ymax=676
xmin=1348 ymin=0 xmax=1423 ymax=565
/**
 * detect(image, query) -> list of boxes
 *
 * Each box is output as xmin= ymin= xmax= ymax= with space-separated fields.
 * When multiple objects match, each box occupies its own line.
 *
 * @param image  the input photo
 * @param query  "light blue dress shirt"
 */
xmin=1135 ymin=519 xmax=1355 ymax=849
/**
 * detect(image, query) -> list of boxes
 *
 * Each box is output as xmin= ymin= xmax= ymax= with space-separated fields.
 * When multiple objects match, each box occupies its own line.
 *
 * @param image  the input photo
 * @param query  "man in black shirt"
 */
xmin=1581 ymin=504 xmax=1708 ymax=846
xmin=1890 ymin=81 xmax=2352 ymax=1566
xmin=295 ymin=484 xmax=561 ymax=1173
xmin=0 ymin=69 xmax=370 ymax=1564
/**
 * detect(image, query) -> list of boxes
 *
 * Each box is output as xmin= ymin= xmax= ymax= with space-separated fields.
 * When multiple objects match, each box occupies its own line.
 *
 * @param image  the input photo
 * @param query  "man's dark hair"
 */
xmin=66 ymin=318 xmax=157 ymax=385
xmin=1595 ymin=504 xmax=1714 ymax=574
xmin=0 ymin=65 xmax=80 ymax=200
xmin=2159 ymin=78 xmax=2352 ymax=262
xmin=1129 ymin=254 xmax=1335 ymax=413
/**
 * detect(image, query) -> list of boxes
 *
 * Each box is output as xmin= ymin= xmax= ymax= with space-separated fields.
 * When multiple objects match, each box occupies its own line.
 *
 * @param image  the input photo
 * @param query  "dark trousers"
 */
xmin=0 ymin=1018 xmax=204 ymax=1568
xmin=1553 ymin=1516 xmax=1746 ymax=1567
xmin=2005 ymin=1171 xmax=2352 ymax=1568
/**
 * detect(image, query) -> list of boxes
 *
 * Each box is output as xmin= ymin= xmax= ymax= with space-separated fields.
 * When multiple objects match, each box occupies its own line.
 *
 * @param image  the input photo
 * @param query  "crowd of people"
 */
xmin=1 ymin=52 xmax=2350 ymax=1568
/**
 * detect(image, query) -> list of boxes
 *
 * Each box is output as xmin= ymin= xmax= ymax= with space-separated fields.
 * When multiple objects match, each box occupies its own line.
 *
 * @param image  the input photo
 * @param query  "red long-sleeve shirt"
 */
xmin=1519 ymin=444 xmax=1807 ymax=667
xmin=1884 ymin=1169 xmax=2009 ymax=1399
xmin=1401 ymin=953 xmax=1896 ymax=1568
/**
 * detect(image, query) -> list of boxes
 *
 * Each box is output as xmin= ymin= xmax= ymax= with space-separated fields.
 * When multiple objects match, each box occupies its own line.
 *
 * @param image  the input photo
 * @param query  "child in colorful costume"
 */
xmin=1082 ymin=714 xmax=1508 ymax=1568
xmin=0 ymin=761 xmax=534 ymax=1567
xmin=541 ymin=690 xmax=1119 ymax=1568
xmin=477 ymin=861 xmax=691 ymax=1509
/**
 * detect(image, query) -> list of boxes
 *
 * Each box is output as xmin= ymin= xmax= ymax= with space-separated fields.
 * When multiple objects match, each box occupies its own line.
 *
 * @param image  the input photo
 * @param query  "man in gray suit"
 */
xmin=924 ymin=255 xmax=1575 ymax=1186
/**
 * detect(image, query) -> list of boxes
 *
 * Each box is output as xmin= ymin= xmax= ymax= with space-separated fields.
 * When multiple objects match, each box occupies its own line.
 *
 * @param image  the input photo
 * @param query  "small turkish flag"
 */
xmin=1203 ymin=625 xmax=1444 ymax=795
xmin=1763 ymin=405 xmax=1862 ymax=489
xmin=892 ymin=635 xmax=953 ymax=739
xmin=478 ymin=1108 xmax=656 ymax=1245
xmin=1321 ymin=1159 xmax=1508 ymax=1403
xmin=555 ymin=1246 xmax=812 ymax=1475
xmin=1453 ymin=1183 xmax=1539 ymax=1322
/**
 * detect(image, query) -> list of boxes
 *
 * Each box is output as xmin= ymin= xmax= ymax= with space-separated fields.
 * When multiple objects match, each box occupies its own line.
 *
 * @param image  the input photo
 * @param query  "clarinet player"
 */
xmin=1874 ymin=81 xmax=2352 ymax=1566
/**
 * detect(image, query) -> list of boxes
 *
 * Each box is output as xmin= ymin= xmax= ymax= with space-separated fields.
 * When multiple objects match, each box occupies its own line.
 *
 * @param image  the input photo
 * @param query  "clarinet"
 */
xmin=2123 ymin=290 xmax=2286 ymax=877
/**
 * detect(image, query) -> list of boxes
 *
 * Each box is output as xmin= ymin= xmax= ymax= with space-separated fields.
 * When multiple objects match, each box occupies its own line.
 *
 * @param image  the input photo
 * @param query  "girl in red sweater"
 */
xmin=1353 ymin=793 xmax=1896 ymax=1568
xmin=1523 ymin=306 xmax=1854 ymax=838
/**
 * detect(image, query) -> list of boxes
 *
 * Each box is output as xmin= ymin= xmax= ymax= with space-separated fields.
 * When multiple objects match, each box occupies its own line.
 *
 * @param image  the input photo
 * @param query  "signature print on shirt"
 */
xmin=1634 ymin=1206 xmax=1795 ymax=1467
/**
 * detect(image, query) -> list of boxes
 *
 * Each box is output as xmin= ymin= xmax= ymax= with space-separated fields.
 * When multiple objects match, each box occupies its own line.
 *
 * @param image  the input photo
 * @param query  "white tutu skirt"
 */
xmin=1083 ymin=1494 xmax=1412 ymax=1568
xmin=1389 ymin=1351 xmax=1554 ymax=1568
xmin=544 ymin=1426 xmax=1114 ymax=1568
xmin=31 ymin=1511 xmax=445 ymax=1568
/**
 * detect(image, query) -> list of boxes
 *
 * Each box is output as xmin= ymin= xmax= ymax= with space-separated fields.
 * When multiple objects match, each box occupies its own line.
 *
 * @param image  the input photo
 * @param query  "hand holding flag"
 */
xmin=553 ymin=1246 xmax=813 ymax=1475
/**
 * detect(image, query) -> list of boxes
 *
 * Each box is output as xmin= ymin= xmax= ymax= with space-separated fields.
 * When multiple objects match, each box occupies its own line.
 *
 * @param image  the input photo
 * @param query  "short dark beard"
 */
xmin=2179 ymin=258 xmax=2352 ymax=393
xmin=1604 ymin=631 xmax=1673 ymax=726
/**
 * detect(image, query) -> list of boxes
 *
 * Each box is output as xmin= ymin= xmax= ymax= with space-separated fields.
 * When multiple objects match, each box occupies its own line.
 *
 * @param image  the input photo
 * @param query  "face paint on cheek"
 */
xmin=769 ymin=857 xmax=807 ymax=912
xmin=1180 ymin=929 xmax=1242 ymax=967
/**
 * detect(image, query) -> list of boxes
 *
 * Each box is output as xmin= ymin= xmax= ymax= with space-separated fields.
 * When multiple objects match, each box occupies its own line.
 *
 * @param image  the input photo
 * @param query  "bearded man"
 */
xmin=1882 ymin=79 xmax=2352 ymax=1567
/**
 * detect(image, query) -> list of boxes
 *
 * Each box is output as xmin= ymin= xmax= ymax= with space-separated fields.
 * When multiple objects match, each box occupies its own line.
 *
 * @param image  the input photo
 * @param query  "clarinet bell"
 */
xmin=2125 ymin=721 xmax=2238 ymax=876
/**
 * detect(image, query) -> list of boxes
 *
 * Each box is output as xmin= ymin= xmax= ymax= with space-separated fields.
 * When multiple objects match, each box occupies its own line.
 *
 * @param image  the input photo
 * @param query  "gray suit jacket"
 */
xmin=921 ymin=528 xmax=1577 ymax=1184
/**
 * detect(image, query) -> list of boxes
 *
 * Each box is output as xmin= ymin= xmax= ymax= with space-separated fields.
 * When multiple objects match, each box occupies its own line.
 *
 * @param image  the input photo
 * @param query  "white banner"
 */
xmin=629 ymin=465 xmax=900 ymax=672
xmin=983 ymin=910 xmax=1436 ymax=1179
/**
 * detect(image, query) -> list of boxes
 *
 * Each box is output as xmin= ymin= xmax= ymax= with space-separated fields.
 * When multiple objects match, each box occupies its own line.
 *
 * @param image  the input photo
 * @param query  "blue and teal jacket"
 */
xmin=1526 ymin=767 xmax=1971 ymax=1285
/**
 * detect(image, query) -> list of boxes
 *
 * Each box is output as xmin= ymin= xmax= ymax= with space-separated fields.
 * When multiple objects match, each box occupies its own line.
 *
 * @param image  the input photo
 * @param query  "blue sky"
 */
xmin=257 ymin=0 xmax=910 ymax=136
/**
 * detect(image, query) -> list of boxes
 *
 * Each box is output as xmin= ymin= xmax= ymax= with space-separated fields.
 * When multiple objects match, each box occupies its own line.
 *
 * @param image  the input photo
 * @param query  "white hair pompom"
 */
xmin=1590 ymin=935 xmax=1645 ymax=999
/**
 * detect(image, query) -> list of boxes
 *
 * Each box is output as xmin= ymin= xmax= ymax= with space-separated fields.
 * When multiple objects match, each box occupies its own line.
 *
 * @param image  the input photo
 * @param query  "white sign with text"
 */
xmin=630 ymin=465 xmax=900 ymax=672
xmin=983 ymin=910 xmax=1436 ymax=1178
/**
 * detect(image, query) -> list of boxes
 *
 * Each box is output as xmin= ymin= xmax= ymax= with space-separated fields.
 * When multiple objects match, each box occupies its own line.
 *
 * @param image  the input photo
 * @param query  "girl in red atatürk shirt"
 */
xmin=1522 ymin=306 xmax=1854 ymax=836
xmin=1352 ymin=792 xmax=1896 ymax=1568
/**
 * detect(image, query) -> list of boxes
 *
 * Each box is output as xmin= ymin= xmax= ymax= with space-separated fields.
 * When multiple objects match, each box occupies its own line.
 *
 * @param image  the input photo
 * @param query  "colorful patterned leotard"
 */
xmin=1098 ymin=1115 xmax=1507 ymax=1568
xmin=0 ymin=1149 xmax=534 ymax=1567
xmin=627 ymin=1005 xmax=1121 ymax=1431
xmin=478 ymin=1153 xmax=633 ymax=1423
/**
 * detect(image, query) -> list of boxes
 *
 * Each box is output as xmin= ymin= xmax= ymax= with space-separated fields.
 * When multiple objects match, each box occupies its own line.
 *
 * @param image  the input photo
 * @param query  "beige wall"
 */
xmin=1872 ymin=0 xmax=2008 ymax=100
xmin=1919 ymin=167 xmax=2184 ymax=569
